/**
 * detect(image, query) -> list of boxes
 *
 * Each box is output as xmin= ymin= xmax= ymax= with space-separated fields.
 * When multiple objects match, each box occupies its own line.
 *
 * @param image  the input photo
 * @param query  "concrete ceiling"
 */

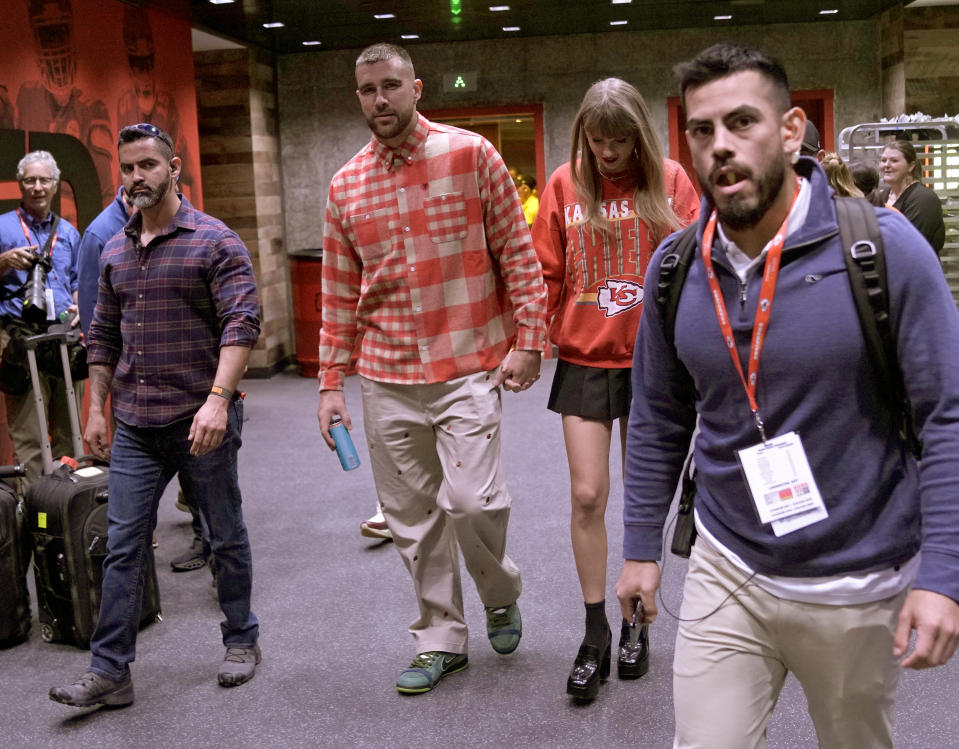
xmin=177 ymin=0 xmax=906 ymax=56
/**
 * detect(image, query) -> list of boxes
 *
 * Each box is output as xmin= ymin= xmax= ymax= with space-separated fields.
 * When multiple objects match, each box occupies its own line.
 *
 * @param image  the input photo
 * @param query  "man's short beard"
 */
xmin=366 ymin=108 xmax=415 ymax=143
xmin=715 ymin=163 xmax=786 ymax=231
xmin=131 ymin=177 xmax=170 ymax=209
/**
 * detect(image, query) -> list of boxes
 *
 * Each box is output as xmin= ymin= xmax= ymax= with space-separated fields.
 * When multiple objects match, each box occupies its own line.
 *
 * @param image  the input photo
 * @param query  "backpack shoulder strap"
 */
xmin=656 ymin=223 xmax=699 ymax=350
xmin=834 ymin=197 xmax=920 ymax=457
xmin=655 ymin=224 xmax=700 ymax=557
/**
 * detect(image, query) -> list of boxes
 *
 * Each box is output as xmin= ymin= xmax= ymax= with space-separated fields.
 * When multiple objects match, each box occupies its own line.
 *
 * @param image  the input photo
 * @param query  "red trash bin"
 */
xmin=289 ymin=249 xmax=323 ymax=378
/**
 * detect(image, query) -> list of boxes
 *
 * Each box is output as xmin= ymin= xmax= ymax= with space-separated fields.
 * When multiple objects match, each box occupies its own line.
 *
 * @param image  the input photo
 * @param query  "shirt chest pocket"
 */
xmin=347 ymin=208 xmax=393 ymax=264
xmin=423 ymin=192 xmax=468 ymax=244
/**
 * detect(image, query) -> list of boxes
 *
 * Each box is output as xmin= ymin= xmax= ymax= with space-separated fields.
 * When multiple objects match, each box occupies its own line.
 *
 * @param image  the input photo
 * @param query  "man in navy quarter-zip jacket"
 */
xmin=615 ymin=43 xmax=959 ymax=749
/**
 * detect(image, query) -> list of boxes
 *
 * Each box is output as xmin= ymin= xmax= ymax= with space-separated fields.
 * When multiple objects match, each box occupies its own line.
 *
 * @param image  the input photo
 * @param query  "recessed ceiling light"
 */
xmin=610 ymin=20 xmax=628 ymax=25
xmin=302 ymin=40 xmax=322 ymax=46
xmin=612 ymin=0 xmax=632 ymax=4
xmin=490 ymin=5 xmax=510 ymax=10
xmin=714 ymin=14 xmax=732 ymax=20
xmin=503 ymin=26 xmax=520 ymax=31
xmin=401 ymin=34 xmax=419 ymax=39
xmin=209 ymin=0 xmax=234 ymax=5
xmin=374 ymin=13 xmax=396 ymax=20
xmin=819 ymin=8 xmax=839 ymax=14
xmin=263 ymin=21 xmax=284 ymax=28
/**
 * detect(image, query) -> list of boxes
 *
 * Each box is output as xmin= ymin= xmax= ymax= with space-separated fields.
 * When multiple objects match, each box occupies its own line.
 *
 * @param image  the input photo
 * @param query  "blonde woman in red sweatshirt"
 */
xmin=532 ymin=78 xmax=699 ymax=701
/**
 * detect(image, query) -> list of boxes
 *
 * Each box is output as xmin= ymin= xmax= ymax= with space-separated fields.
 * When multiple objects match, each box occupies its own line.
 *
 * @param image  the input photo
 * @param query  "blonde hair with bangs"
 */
xmin=569 ymin=78 xmax=680 ymax=241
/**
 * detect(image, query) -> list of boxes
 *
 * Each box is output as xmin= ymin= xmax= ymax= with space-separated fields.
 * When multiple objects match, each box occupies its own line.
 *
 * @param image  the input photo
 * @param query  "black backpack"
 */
xmin=658 ymin=197 xmax=920 ymax=556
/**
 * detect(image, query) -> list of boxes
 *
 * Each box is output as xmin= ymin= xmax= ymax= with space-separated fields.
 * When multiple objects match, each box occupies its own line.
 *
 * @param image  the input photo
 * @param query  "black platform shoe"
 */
xmin=617 ymin=618 xmax=649 ymax=679
xmin=566 ymin=634 xmax=611 ymax=700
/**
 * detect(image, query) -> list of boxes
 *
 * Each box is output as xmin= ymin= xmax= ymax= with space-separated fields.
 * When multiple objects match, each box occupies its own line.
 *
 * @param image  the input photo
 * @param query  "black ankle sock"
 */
xmin=583 ymin=601 xmax=610 ymax=649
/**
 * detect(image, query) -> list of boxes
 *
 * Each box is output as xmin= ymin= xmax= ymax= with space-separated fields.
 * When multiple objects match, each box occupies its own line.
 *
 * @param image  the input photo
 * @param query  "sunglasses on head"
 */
xmin=119 ymin=123 xmax=174 ymax=151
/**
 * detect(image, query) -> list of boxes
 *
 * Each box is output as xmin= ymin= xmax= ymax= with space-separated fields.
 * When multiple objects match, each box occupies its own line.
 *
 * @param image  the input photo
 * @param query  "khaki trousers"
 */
xmin=673 ymin=536 xmax=905 ymax=749
xmin=361 ymin=372 xmax=522 ymax=655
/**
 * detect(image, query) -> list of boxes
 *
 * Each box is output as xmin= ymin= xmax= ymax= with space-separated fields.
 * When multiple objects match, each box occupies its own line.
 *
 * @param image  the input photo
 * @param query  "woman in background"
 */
xmin=822 ymin=151 xmax=864 ymax=198
xmin=532 ymin=77 xmax=699 ymax=701
xmin=881 ymin=140 xmax=945 ymax=254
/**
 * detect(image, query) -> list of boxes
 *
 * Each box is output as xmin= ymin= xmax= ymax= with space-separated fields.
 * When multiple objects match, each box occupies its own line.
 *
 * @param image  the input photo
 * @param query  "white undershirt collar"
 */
xmin=717 ymin=176 xmax=812 ymax=283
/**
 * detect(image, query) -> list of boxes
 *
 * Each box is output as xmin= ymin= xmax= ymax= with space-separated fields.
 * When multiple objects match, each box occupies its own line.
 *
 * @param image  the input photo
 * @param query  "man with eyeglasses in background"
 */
xmin=50 ymin=123 xmax=262 ymax=709
xmin=0 ymin=150 xmax=81 ymax=488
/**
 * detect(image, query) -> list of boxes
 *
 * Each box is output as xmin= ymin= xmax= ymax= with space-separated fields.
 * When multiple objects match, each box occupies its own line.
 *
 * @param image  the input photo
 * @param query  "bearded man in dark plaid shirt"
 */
xmin=50 ymin=123 xmax=262 ymax=709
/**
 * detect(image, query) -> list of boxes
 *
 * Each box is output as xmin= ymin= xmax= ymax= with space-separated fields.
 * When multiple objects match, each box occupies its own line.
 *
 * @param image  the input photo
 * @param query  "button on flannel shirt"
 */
xmin=319 ymin=114 xmax=547 ymax=389
xmin=87 ymin=199 xmax=260 ymax=427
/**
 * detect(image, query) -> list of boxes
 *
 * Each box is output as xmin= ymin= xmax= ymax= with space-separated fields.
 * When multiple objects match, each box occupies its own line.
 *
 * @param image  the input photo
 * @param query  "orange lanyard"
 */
xmin=17 ymin=209 xmax=57 ymax=257
xmin=700 ymin=179 xmax=801 ymax=441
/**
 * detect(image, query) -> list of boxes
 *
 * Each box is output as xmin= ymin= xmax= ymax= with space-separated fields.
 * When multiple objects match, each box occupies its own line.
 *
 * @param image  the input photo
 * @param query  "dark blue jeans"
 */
xmin=90 ymin=399 xmax=258 ymax=679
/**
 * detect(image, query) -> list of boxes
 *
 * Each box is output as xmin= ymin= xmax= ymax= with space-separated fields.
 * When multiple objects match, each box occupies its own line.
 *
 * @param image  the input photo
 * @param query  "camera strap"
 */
xmin=0 ymin=212 xmax=61 ymax=304
xmin=16 ymin=209 xmax=60 ymax=260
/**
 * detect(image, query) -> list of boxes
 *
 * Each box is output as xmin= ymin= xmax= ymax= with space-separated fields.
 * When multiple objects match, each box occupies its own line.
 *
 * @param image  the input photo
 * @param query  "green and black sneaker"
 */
xmin=395 ymin=651 xmax=469 ymax=694
xmin=486 ymin=603 xmax=522 ymax=654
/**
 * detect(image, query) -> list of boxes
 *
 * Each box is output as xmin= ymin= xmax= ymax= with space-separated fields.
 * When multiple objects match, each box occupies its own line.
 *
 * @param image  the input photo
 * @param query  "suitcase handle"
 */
xmin=25 ymin=329 xmax=82 ymax=349
xmin=26 ymin=334 xmax=85 ymax=474
xmin=0 ymin=464 xmax=26 ymax=478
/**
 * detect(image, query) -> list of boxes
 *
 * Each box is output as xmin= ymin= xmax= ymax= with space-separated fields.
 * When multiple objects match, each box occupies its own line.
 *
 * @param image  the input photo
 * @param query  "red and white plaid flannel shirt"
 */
xmin=318 ymin=114 xmax=547 ymax=389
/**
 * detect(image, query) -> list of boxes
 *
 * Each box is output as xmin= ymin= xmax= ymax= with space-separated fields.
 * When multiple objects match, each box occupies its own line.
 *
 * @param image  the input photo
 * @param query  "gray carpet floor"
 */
xmin=3 ymin=358 xmax=958 ymax=748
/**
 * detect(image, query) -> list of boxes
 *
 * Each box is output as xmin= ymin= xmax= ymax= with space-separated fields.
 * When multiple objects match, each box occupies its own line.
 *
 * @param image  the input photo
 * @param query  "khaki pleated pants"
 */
xmin=361 ymin=371 xmax=522 ymax=655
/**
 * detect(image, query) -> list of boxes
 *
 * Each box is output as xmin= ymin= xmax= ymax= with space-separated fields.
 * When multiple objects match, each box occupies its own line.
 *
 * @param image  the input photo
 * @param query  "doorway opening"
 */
xmin=422 ymin=104 xmax=545 ymax=196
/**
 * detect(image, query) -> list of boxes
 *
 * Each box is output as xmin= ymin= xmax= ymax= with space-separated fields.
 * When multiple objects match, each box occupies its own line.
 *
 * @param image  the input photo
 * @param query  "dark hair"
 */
xmin=118 ymin=123 xmax=174 ymax=159
xmin=356 ymin=43 xmax=414 ymax=77
xmin=675 ymin=43 xmax=791 ymax=113
xmin=848 ymin=160 xmax=885 ymax=206
xmin=882 ymin=140 xmax=923 ymax=181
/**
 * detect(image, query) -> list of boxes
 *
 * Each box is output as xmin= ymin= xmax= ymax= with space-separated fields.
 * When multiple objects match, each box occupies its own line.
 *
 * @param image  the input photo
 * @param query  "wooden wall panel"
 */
xmin=195 ymin=48 xmax=292 ymax=376
xmin=904 ymin=8 xmax=959 ymax=117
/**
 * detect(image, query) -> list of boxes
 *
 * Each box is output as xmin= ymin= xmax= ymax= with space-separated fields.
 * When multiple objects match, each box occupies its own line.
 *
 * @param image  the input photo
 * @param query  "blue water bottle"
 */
xmin=330 ymin=417 xmax=360 ymax=471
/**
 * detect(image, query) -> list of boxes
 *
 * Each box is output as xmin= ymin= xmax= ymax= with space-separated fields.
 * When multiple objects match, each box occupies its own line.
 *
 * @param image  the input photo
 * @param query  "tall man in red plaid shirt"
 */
xmin=317 ymin=44 xmax=548 ymax=695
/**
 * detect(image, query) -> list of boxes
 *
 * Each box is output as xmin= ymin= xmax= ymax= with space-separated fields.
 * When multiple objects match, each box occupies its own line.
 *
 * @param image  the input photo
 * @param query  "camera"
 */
xmin=21 ymin=254 xmax=51 ymax=325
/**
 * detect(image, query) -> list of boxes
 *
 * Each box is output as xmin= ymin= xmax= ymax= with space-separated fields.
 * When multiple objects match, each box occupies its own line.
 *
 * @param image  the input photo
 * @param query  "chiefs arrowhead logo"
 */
xmin=597 ymin=279 xmax=643 ymax=317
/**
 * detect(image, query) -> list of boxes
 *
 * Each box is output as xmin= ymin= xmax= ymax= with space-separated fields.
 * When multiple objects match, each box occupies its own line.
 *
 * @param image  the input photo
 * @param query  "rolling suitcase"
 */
xmin=25 ymin=328 xmax=161 ymax=648
xmin=0 ymin=465 xmax=28 ymax=646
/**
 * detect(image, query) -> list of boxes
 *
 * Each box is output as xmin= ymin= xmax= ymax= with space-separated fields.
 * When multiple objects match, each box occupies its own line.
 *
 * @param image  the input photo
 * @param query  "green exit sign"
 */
xmin=443 ymin=71 xmax=478 ymax=92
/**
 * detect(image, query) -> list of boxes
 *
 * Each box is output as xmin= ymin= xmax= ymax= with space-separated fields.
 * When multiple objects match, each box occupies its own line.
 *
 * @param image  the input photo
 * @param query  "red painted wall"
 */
xmin=0 ymin=0 xmax=202 ymax=223
xmin=0 ymin=0 xmax=202 ymax=464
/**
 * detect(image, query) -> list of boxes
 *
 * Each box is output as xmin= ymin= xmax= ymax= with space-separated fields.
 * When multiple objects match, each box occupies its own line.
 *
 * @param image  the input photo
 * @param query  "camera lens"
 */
xmin=22 ymin=261 xmax=48 ymax=325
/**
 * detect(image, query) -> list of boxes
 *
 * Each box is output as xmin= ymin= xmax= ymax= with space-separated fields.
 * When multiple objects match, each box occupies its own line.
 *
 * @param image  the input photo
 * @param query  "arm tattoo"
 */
xmin=88 ymin=365 xmax=113 ymax=410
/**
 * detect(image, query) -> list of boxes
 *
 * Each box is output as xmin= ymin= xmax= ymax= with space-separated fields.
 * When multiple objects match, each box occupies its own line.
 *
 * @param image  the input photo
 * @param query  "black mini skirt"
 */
xmin=547 ymin=359 xmax=632 ymax=421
